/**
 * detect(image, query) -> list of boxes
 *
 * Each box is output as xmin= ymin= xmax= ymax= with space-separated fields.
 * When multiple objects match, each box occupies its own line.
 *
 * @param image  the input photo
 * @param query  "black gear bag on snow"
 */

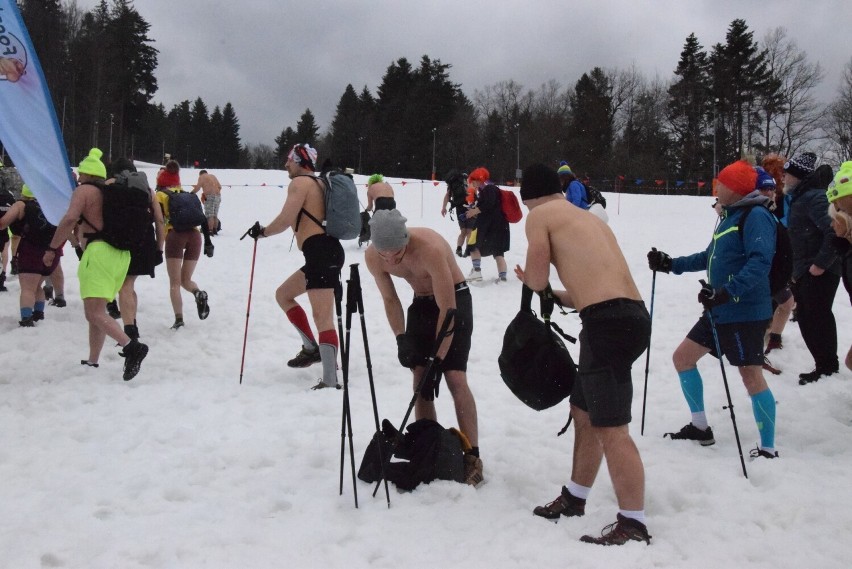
xmin=498 ymin=285 xmax=577 ymax=411
xmin=87 ymin=172 xmax=153 ymax=251
xmin=159 ymin=187 xmax=207 ymax=232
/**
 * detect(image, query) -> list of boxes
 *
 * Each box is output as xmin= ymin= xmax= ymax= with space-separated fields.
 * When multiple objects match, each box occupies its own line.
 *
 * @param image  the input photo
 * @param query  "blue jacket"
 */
xmin=671 ymin=192 xmax=775 ymax=324
xmin=565 ymin=180 xmax=589 ymax=209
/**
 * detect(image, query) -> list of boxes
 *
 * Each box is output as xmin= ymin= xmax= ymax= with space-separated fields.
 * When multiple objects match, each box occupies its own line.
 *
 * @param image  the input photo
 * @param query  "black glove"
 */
xmin=154 ymin=250 xmax=164 ymax=266
xmin=647 ymin=247 xmax=672 ymax=273
xmin=74 ymin=245 xmax=84 ymax=260
xmin=204 ymin=241 xmax=214 ymax=258
xmin=418 ymin=357 xmax=443 ymax=401
xmin=246 ymin=221 xmax=265 ymax=240
xmin=698 ymin=282 xmax=730 ymax=310
xmin=396 ymin=333 xmax=423 ymax=368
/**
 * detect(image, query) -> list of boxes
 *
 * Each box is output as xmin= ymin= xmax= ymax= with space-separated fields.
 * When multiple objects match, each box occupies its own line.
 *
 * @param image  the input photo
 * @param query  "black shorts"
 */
xmin=686 ymin=314 xmax=769 ymax=367
xmin=301 ymin=234 xmax=344 ymax=290
xmin=405 ymin=283 xmax=473 ymax=372
xmin=0 ymin=228 xmax=8 ymax=248
xmin=570 ymin=298 xmax=650 ymax=427
xmin=374 ymin=197 xmax=396 ymax=211
xmin=15 ymin=238 xmax=61 ymax=276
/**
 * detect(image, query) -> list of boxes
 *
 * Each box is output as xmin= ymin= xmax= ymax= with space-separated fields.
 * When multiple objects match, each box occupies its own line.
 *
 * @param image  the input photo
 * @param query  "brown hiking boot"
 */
xmin=463 ymin=454 xmax=484 ymax=486
xmin=580 ymin=514 xmax=651 ymax=546
xmin=533 ymin=486 xmax=586 ymax=520
xmin=764 ymin=333 xmax=782 ymax=354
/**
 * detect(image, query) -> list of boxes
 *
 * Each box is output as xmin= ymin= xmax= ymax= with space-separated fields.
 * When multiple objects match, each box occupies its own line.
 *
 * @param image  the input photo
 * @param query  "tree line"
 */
xmin=15 ymin=2 xmax=852 ymax=186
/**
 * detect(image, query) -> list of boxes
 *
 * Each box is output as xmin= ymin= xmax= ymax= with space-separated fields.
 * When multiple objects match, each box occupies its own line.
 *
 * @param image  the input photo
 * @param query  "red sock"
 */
xmin=286 ymin=306 xmax=315 ymax=344
xmin=318 ymin=329 xmax=338 ymax=348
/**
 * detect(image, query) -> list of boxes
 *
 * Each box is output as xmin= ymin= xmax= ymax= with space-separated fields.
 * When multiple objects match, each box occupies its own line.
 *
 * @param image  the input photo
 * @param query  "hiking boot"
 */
xmin=664 ymin=423 xmax=715 ymax=446
xmin=32 ymin=310 xmax=45 ymax=322
xmin=798 ymin=366 xmax=839 ymax=385
xmin=124 ymin=324 xmax=140 ymax=340
xmin=0 ymin=271 xmax=7 ymax=292
xmin=580 ymin=514 xmax=651 ymax=546
xmin=749 ymin=446 xmax=779 ymax=459
xmin=287 ymin=346 xmax=321 ymax=368
xmin=533 ymin=486 xmax=586 ymax=520
xmin=310 ymin=379 xmax=341 ymax=391
xmin=121 ymin=339 xmax=149 ymax=381
xmin=764 ymin=333 xmax=782 ymax=354
xmin=49 ymin=296 xmax=66 ymax=307
xmin=18 ymin=316 xmax=35 ymax=327
xmin=170 ymin=318 xmax=185 ymax=330
xmin=762 ymin=356 xmax=781 ymax=376
xmin=194 ymin=290 xmax=210 ymax=320
xmin=43 ymin=284 xmax=54 ymax=300
xmin=463 ymin=454 xmax=484 ymax=487
xmin=455 ymin=246 xmax=463 ymax=257
xmin=107 ymin=300 xmax=121 ymax=319
xmin=465 ymin=268 xmax=483 ymax=282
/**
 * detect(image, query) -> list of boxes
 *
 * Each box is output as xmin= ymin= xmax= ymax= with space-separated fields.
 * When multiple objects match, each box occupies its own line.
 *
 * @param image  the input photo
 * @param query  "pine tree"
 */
xmin=569 ymin=68 xmax=613 ymax=178
xmin=295 ymin=109 xmax=320 ymax=146
xmin=219 ymin=103 xmax=242 ymax=167
xmin=667 ymin=33 xmax=711 ymax=179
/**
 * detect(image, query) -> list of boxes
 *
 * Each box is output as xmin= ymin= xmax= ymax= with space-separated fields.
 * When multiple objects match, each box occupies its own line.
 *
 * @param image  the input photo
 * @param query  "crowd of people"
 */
xmin=3 ymin=140 xmax=852 ymax=548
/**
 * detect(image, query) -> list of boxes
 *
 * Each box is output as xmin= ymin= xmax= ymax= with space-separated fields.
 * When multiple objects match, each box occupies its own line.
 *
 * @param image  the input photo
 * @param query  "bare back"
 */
xmin=290 ymin=175 xmax=326 ymax=249
xmin=72 ymin=184 xmax=105 ymax=249
xmin=525 ymin=199 xmax=641 ymax=311
xmin=369 ymin=227 xmax=465 ymax=295
xmin=196 ymin=173 xmax=222 ymax=196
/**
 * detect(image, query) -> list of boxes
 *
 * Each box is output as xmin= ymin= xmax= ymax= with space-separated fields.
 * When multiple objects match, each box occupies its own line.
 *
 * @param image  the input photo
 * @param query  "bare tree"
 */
xmin=761 ymin=27 xmax=824 ymax=157
xmin=826 ymin=57 xmax=852 ymax=162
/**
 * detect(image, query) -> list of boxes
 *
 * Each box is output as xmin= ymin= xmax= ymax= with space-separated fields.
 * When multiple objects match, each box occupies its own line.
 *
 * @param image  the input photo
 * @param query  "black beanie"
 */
xmin=520 ymin=163 xmax=562 ymax=201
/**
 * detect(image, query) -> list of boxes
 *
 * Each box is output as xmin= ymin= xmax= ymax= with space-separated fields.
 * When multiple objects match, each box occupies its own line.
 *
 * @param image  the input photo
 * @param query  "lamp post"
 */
xmin=357 ymin=136 xmax=364 ymax=174
xmin=713 ymin=98 xmax=719 ymax=178
xmin=108 ymin=113 xmax=114 ymax=162
xmin=431 ymin=127 xmax=437 ymax=181
xmin=515 ymin=123 xmax=520 ymax=182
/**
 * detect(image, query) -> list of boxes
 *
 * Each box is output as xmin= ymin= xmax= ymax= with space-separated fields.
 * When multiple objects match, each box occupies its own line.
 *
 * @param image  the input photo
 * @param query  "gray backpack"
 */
xmin=297 ymin=171 xmax=362 ymax=240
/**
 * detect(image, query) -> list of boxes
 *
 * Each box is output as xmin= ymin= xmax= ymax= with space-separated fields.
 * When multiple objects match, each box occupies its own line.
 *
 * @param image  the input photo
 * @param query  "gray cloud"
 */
xmin=75 ymin=0 xmax=849 ymax=145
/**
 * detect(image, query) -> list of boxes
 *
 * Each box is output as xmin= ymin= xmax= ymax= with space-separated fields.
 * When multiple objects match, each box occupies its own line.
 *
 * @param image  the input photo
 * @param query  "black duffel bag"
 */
xmin=498 ymin=285 xmax=577 ymax=411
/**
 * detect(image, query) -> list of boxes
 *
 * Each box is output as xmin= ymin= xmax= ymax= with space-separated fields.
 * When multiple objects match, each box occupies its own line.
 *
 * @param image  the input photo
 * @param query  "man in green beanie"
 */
xmin=43 ymin=148 xmax=149 ymax=381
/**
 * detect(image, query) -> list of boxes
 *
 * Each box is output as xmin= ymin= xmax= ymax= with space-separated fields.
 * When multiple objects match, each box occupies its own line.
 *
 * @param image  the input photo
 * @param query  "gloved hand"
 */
xmin=418 ymin=357 xmax=443 ymax=401
xmin=246 ymin=221 xmax=265 ymax=240
xmin=698 ymin=282 xmax=730 ymax=310
xmin=647 ymin=247 xmax=672 ymax=273
xmin=154 ymin=250 xmax=164 ymax=266
xmin=74 ymin=245 xmax=84 ymax=260
xmin=396 ymin=333 xmax=423 ymax=368
xmin=204 ymin=242 xmax=214 ymax=258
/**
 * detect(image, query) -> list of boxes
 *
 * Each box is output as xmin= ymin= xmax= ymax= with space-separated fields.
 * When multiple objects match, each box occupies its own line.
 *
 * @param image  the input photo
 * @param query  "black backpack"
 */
xmin=357 ymin=418 xmax=465 ymax=491
xmin=159 ymin=188 xmax=207 ymax=232
xmin=737 ymin=204 xmax=793 ymax=296
xmin=18 ymin=199 xmax=56 ymax=247
xmin=586 ymin=185 xmax=607 ymax=208
xmin=445 ymin=170 xmax=468 ymax=210
xmin=89 ymin=172 xmax=154 ymax=251
xmin=498 ymin=286 xmax=577 ymax=411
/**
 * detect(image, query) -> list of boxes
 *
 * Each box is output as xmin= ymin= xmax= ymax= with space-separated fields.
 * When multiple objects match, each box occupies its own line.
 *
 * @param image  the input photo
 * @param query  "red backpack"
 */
xmin=499 ymin=189 xmax=523 ymax=223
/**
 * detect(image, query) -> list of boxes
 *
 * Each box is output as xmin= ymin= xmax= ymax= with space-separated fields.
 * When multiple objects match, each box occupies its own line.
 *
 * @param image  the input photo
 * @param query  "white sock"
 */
xmin=619 ymin=509 xmax=646 ymax=524
xmin=566 ymin=481 xmax=591 ymax=500
xmin=691 ymin=412 xmax=709 ymax=430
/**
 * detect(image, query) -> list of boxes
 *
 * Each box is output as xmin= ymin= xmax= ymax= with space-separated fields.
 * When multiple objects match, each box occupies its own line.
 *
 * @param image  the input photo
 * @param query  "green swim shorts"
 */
xmin=78 ymin=241 xmax=131 ymax=300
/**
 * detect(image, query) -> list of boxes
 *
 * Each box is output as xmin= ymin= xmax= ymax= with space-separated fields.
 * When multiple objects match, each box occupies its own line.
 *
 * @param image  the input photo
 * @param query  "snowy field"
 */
xmin=1 ymin=165 xmax=851 ymax=569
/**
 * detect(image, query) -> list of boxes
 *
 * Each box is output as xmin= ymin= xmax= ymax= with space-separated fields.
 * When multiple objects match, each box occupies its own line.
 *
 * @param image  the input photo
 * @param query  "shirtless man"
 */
xmin=365 ymin=209 xmax=483 ymax=486
xmin=248 ymin=144 xmax=343 ymax=390
xmin=365 ymin=173 xmax=396 ymax=212
xmin=192 ymin=170 xmax=223 ymax=234
xmin=43 ymin=148 xmax=149 ymax=381
xmin=517 ymin=163 xmax=651 ymax=546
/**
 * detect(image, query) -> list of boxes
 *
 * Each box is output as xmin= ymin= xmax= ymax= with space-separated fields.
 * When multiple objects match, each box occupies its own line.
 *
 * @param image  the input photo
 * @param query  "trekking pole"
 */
xmin=348 ymin=263 xmax=391 ymax=507
xmin=237 ymin=230 xmax=258 ymax=385
xmin=336 ymin=276 xmax=358 ymax=508
xmin=373 ymin=309 xmax=456 ymax=498
xmin=700 ymin=279 xmax=748 ymax=479
xmin=640 ymin=269 xmax=657 ymax=435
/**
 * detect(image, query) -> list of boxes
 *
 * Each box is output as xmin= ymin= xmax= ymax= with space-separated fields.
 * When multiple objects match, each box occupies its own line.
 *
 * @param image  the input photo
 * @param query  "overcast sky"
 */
xmin=74 ymin=0 xmax=850 ymax=146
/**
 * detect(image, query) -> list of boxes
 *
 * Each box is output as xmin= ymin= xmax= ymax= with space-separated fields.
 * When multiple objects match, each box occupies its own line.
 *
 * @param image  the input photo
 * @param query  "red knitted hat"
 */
xmin=468 ymin=167 xmax=490 ymax=183
xmin=717 ymin=160 xmax=757 ymax=196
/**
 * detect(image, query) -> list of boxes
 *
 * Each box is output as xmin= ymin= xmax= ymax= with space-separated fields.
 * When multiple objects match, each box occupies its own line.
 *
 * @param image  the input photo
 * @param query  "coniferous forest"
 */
xmin=12 ymin=0 xmax=852 ymax=191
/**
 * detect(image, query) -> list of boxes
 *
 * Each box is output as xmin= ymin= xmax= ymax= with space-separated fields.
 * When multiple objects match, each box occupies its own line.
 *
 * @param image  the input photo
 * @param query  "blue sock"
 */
xmin=472 ymin=259 xmax=481 ymax=270
xmin=34 ymin=301 xmax=45 ymax=312
xmin=678 ymin=368 xmax=705 ymax=414
xmin=21 ymin=307 xmax=33 ymax=319
xmin=751 ymin=389 xmax=776 ymax=449
xmin=498 ymin=271 xmax=507 ymax=279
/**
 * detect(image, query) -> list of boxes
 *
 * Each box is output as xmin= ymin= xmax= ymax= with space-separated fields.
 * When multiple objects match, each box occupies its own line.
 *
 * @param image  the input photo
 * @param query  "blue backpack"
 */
xmin=159 ymin=188 xmax=207 ymax=232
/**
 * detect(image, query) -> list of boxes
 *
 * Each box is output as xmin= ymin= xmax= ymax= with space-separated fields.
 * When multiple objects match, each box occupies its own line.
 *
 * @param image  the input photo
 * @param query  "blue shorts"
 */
xmin=686 ymin=314 xmax=770 ymax=367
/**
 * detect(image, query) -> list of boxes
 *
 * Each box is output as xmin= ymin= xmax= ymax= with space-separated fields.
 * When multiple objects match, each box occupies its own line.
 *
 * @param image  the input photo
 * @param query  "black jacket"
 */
xmin=473 ymin=183 xmax=509 ymax=257
xmin=787 ymin=165 xmax=841 ymax=279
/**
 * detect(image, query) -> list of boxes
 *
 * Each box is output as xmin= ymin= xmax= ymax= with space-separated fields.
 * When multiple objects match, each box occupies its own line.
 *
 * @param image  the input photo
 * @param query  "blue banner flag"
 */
xmin=0 ymin=1 xmax=74 ymax=224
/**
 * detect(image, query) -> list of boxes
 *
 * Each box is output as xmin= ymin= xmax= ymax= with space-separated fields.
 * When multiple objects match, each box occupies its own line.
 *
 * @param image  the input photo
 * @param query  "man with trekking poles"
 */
xmin=647 ymin=159 xmax=779 ymax=461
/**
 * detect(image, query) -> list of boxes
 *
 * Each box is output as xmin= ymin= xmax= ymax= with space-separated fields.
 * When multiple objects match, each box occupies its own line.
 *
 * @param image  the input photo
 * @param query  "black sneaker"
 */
xmin=50 ymin=297 xmax=66 ymax=307
xmin=310 ymin=379 xmax=341 ymax=391
xmin=533 ymin=486 xmax=586 ymax=520
xmin=749 ymin=446 xmax=779 ymax=459
xmin=664 ymin=423 xmax=715 ymax=446
xmin=121 ymin=339 xmax=149 ymax=381
xmin=43 ymin=284 xmax=54 ymax=300
xmin=580 ymin=514 xmax=651 ymax=546
xmin=287 ymin=347 xmax=321 ymax=368
xmin=194 ymin=290 xmax=210 ymax=320
xmin=107 ymin=300 xmax=121 ymax=319
xmin=19 ymin=316 xmax=35 ymax=327
xmin=798 ymin=366 xmax=838 ymax=385
xmin=80 ymin=360 xmax=99 ymax=368
xmin=32 ymin=310 xmax=45 ymax=322
xmin=170 ymin=319 xmax=185 ymax=330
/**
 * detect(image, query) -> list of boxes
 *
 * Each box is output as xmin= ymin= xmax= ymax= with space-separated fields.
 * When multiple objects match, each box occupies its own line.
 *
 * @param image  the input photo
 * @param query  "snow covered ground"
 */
xmin=1 ymin=166 xmax=851 ymax=569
